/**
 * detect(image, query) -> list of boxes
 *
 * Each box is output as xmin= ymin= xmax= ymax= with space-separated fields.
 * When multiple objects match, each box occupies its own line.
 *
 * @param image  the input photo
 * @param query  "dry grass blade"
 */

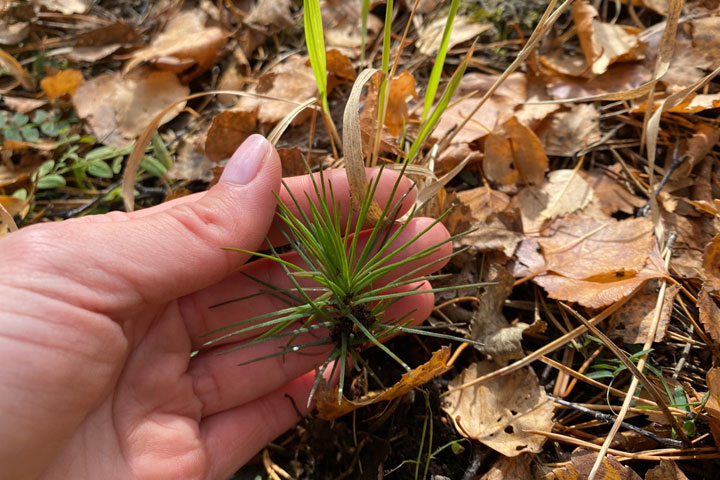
xmin=560 ymin=304 xmax=691 ymax=450
xmin=438 ymin=0 xmax=569 ymax=152
xmin=267 ymin=98 xmax=319 ymax=146
xmin=416 ymin=153 xmax=472 ymax=204
xmin=534 ymin=0 xmax=682 ymax=104
xmin=343 ymin=68 xmax=384 ymax=225
xmin=0 ymin=47 xmax=34 ymax=92
xmin=122 ymin=90 xmax=306 ymax=211
xmin=443 ymin=297 xmax=628 ymax=396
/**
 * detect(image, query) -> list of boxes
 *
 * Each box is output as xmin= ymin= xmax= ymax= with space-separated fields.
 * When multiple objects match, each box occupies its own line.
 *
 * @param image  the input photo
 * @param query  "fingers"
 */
xmin=106 ymin=167 xmax=416 ymax=249
xmin=202 ymin=371 xmax=317 ymax=480
xmin=188 ymin=283 xmax=434 ymax=417
xmin=2 ymin=135 xmax=283 ymax=318
xmin=180 ymin=217 xmax=451 ymax=349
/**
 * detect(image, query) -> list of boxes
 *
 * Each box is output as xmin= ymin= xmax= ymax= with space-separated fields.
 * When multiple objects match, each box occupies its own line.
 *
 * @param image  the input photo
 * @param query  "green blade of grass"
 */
xmin=421 ymin=0 xmax=460 ymax=123
xmin=304 ymin=0 xmax=329 ymax=113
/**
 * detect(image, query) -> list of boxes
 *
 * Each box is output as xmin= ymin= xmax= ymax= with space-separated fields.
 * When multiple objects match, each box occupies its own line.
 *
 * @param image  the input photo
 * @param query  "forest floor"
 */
xmin=2 ymin=0 xmax=720 ymax=479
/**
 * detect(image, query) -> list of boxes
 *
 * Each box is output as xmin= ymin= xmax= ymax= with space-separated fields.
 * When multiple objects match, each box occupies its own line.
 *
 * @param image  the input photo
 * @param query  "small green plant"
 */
xmin=204 ymin=162 xmax=483 ymax=405
xmin=0 ymin=109 xmax=70 ymax=143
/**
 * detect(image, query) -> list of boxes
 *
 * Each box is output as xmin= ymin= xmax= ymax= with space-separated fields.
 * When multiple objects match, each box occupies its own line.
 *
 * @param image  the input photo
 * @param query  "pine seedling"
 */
xmin=203 ymin=161 xmax=484 ymax=406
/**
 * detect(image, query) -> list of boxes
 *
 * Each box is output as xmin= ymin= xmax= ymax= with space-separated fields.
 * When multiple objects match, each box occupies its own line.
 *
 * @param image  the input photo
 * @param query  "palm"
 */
xmin=1 ymin=156 xmax=450 ymax=480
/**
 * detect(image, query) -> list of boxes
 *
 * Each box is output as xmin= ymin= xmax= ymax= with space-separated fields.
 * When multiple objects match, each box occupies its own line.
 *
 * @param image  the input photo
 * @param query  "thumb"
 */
xmin=5 ymin=134 xmax=282 ymax=313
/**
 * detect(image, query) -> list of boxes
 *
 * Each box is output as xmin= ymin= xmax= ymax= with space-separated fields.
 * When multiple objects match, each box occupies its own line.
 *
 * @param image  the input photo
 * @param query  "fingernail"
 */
xmin=220 ymin=134 xmax=270 ymax=185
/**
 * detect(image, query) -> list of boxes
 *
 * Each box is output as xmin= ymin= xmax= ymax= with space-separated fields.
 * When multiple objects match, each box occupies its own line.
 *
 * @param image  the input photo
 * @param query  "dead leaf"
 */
xmin=534 ymin=243 xmax=667 ymax=308
xmin=455 ymin=185 xmax=511 ymax=222
xmin=434 ymin=72 xmax=527 ymax=147
xmin=277 ymin=147 xmax=313 ymax=177
xmin=484 ymin=117 xmax=548 ymax=189
xmin=0 ymin=19 xmax=29 ymax=45
xmin=124 ymin=9 xmax=227 ymax=79
xmin=580 ymin=165 xmax=646 ymax=216
xmin=536 ymin=104 xmax=601 ymax=157
xmin=544 ymin=63 xmax=652 ymax=100
xmin=321 ymin=0 xmax=382 ymax=58
xmin=0 ymin=195 xmax=25 ymax=216
xmin=517 ymin=169 xmax=595 ymax=233
xmin=470 ymin=265 xmax=529 ymax=364
xmin=204 ymin=110 xmax=257 ymax=162
xmin=674 ymin=123 xmax=720 ymax=179
xmin=607 ymin=284 xmax=679 ymax=343
xmin=443 ymin=360 xmax=554 ymax=457
xmin=479 ymin=454 xmax=533 ymax=480
xmin=383 ymin=70 xmax=418 ymax=136
xmin=573 ymin=0 xmax=643 ymax=76
xmin=511 ymin=237 xmax=547 ymax=278
xmin=73 ymin=68 xmax=189 ymax=146
xmin=538 ymin=216 xmax=654 ymax=281
xmin=417 ymin=15 xmax=491 ymax=55
xmin=698 ymin=288 xmax=720 ymax=349
xmin=316 ymin=346 xmax=451 ymax=420
xmin=706 ymin=367 xmax=720 ymax=449
xmin=542 ymin=449 xmax=642 ymax=480
xmin=325 ymin=49 xmax=357 ymax=87
xmin=35 ymin=0 xmax=88 ymax=14
xmin=245 ymin=0 xmax=293 ymax=30
xmin=40 ymin=69 xmax=83 ymax=99
xmin=514 ymin=74 xmax=560 ymax=129
xmin=168 ymin=130 xmax=215 ymax=183
xmin=2 ymin=96 xmax=47 ymax=114
xmin=645 ymin=460 xmax=689 ymax=480
xmin=457 ymin=211 xmax=524 ymax=258
xmin=75 ymin=21 xmax=139 ymax=47
xmin=235 ymin=56 xmax=316 ymax=125
xmin=704 ymin=234 xmax=720 ymax=292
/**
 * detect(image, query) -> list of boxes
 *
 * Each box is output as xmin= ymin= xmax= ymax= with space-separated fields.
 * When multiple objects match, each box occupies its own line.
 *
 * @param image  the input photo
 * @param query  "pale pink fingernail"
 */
xmin=219 ymin=134 xmax=270 ymax=185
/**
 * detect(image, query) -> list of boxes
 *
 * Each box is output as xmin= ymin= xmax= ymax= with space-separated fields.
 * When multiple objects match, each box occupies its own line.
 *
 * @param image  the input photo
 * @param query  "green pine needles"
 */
xmin=203 ymin=163 xmax=483 ymax=406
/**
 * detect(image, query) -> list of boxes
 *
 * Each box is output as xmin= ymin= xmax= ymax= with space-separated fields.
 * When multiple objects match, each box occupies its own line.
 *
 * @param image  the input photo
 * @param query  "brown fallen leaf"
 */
xmin=443 ymin=360 xmax=554 ymax=457
xmin=706 ymin=367 xmax=720 ymax=450
xmin=384 ymin=70 xmax=418 ymax=136
xmin=511 ymin=237 xmax=547 ymax=278
xmin=663 ymin=209 xmax=719 ymax=280
xmin=703 ymin=234 xmax=720 ymax=292
xmin=572 ymin=0 xmax=643 ymax=76
xmin=234 ymin=56 xmax=316 ymax=125
xmin=516 ymin=169 xmax=595 ymax=233
xmin=2 ymin=96 xmax=47 ymax=114
xmin=168 ymin=129 xmax=216 ymax=183
xmin=204 ymin=110 xmax=258 ymax=162
xmin=484 ymin=117 xmax=548 ymax=189
xmin=433 ymin=72 xmax=527 ymax=146
xmin=645 ymin=460 xmax=689 ymax=480
xmin=454 ymin=184 xmax=511 ymax=222
xmin=316 ymin=346 xmax=451 ymax=420
xmin=538 ymin=216 xmax=654 ymax=281
xmin=541 ymin=449 xmax=642 ymax=480
xmin=325 ymin=49 xmax=357 ymax=89
xmin=544 ymin=63 xmax=651 ymax=100
xmin=0 ymin=195 xmax=25 ymax=217
xmin=698 ymin=288 xmax=720 ymax=349
xmin=479 ymin=454 xmax=533 ymax=480
xmin=536 ymin=104 xmax=601 ymax=157
xmin=245 ymin=0 xmax=293 ymax=30
xmin=607 ymin=284 xmax=679 ymax=344
xmin=470 ymin=265 xmax=530 ymax=364
xmin=580 ymin=165 xmax=646 ymax=216
xmin=417 ymin=15 xmax=491 ymax=55
xmin=321 ymin=0 xmax=382 ymax=58
xmin=534 ymin=243 xmax=667 ymax=308
xmin=124 ymin=9 xmax=227 ymax=79
xmin=40 ymin=69 xmax=84 ymax=99
xmin=68 ymin=21 xmax=140 ymax=63
xmin=73 ymin=68 xmax=189 ymax=146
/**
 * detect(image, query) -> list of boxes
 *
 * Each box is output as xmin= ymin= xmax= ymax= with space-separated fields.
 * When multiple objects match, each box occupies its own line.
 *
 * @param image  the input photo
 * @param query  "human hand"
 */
xmin=0 ymin=135 xmax=451 ymax=480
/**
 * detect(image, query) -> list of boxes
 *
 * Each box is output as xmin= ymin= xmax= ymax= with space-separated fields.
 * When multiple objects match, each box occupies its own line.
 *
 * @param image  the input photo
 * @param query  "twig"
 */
xmin=548 ymin=395 xmax=684 ymax=448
